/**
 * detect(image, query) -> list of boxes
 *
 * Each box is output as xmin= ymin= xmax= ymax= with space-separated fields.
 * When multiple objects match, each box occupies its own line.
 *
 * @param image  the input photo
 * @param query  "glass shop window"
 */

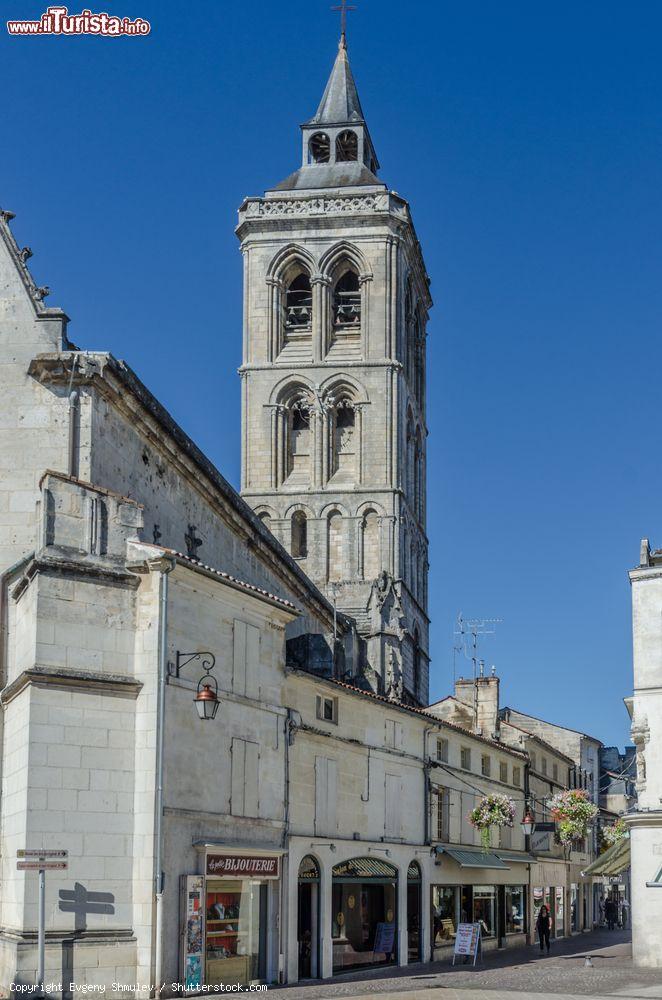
xmin=431 ymin=885 xmax=457 ymax=946
xmin=472 ymin=885 xmax=496 ymax=938
xmin=505 ymin=885 xmax=526 ymax=934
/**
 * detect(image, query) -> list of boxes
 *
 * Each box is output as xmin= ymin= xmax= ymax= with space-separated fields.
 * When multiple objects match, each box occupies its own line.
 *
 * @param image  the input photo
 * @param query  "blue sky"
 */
xmin=4 ymin=0 xmax=661 ymax=745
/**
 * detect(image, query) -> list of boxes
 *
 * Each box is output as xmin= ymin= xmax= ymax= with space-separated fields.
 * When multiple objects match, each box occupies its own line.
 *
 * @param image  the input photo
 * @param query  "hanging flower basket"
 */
xmin=469 ymin=794 xmax=516 ymax=851
xmin=601 ymin=818 xmax=627 ymax=850
xmin=549 ymin=789 xmax=598 ymax=845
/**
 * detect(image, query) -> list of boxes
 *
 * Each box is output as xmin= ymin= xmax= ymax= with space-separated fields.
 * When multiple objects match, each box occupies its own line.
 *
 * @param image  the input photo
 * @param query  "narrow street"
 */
xmin=274 ymin=929 xmax=662 ymax=998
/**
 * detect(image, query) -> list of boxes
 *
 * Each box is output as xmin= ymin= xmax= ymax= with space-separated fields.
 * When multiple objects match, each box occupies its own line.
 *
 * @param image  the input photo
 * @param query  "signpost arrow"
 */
xmin=17 ymin=861 xmax=68 ymax=871
xmin=16 ymin=850 xmax=68 ymax=995
xmin=17 ymin=849 xmax=68 ymax=859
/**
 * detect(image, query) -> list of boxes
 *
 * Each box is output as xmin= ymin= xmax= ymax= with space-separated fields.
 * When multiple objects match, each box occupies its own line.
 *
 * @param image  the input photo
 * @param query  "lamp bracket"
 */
xmin=169 ymin=651 xmax=216 ymax=678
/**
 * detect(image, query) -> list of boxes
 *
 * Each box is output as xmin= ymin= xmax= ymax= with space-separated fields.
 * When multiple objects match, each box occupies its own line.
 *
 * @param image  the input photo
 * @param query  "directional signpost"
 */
xmin=17 ymin=850 xmax=68 ymax=996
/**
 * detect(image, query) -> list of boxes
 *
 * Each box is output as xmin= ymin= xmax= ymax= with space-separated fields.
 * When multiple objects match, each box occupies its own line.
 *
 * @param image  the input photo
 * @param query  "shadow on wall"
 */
xmin=58 ymin=884 xmax=115 ymax=1000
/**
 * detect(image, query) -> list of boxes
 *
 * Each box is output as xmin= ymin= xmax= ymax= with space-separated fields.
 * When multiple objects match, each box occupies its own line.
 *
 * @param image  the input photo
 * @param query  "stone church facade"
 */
xmin=239 ymin=37 xmax=432 ymax=706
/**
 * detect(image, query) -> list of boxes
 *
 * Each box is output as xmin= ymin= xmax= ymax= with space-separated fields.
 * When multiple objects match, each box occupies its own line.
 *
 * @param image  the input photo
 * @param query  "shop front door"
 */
xmin=297 ymin=855 xmax=320 ymax=980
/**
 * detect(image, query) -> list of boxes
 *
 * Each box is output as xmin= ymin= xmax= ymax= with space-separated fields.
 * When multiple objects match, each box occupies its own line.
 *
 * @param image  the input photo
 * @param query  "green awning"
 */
xmin=582 ymin=837 xmax=630 ymax=877
xmin=646 ymin=865 xmax=662 ymax=888
xmin=442 ymin=848 xmax=509 ymax=870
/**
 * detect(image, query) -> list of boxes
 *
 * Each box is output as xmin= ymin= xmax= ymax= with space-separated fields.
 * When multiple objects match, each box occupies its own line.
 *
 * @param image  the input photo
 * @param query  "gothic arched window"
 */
xmin=333 ymin=269 xmax=361 ymax=330
xmin=404 ymin=279 xmax=414 ymax=378
xmin=412 ymin=626 xmax=421 ymax=697
xmin=287 ymin=399 xmax=311 ymax=483
xmin=361 ymin=509 xmax=380 ymax=580
xmin=291 ymin=510 xmax=308 ymax=558
xmin=309 ymin=132 xmax=330 ymax=164
xmin=336 ymin=130 xmax=358 ymax=162
xmin=331 ymin=399 xmax=357 ymax=482
xmin=284 ymin=272 xmax=312 ymax=334
xmin=414 ymin=309 xmax=425 ymax=407
xmin=327 ymin=511 xmax=343 ymax=582
xmin=406 ymin=410 xmax=414 ymax=501
xmin=414 ymin=429 xmax=424 ymax=523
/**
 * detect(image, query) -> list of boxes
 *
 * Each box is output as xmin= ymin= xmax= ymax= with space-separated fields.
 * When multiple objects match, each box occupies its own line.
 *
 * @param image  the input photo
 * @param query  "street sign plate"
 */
xmin=17 ymin=849 xmax=68 ymax=858
xmin=17 ymin=861 xmax=68 ymax=871
xmin=534 ymin=822 xmax=556 ymax=833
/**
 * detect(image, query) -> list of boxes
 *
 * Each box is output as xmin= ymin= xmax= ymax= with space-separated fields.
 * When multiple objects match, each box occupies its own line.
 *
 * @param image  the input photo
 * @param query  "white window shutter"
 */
xmin=230 ymin=738 xmax=246 ymax=815
xmin=327 ymin=758 xmax=337 ymax=834
xmin=315 ymin=757 xmax=337 ymax=836
xmin=315 ymin=756 xmax=327 ymax=836
xmin=385 ymin=773 xmax=402 ymax=838
xmin=244 ymin=741 xmax=259 ymax=817
xmin=245 ymin=623 xmax=260 ymax=699
xmin=233 ymin=620 xmax=247 ymax=696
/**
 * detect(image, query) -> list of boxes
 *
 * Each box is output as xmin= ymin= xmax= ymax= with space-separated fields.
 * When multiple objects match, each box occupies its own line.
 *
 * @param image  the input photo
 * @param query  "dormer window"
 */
xmin=333 ymin=270 xmax=361 ymax=328
xmin=336 ymin=130 xmax=358 ymax=162
xmin=284 ymin=273 xmax=312 ymax=330
xmin=309 ymin=132 xmax=330 ymax=164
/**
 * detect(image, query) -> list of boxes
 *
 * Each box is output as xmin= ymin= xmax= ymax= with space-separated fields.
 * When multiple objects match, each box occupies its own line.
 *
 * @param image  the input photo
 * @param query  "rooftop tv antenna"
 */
xmin=454 ymin=614 xmax=502 ymax=731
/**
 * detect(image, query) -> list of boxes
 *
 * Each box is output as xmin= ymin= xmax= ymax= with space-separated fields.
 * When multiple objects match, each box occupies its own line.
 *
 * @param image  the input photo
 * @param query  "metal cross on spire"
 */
xmin=331 ymin=0 xmax=356 ymax=45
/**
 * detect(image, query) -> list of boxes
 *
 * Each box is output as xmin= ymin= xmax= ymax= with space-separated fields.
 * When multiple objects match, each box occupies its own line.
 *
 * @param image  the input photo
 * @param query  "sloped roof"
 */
xmin=307 ymin=40 xmax=365 ymax=125
xmin=134 ymin=542 xmax=299 ymax=614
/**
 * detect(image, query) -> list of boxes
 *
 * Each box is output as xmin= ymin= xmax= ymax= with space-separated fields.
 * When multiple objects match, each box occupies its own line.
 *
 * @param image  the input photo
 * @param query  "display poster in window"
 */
xmin=452 ymin=922 xmax=482 ymax=965
xmin=373 ymin=921 xmax=396 ymax=956
xmin=180 ymin=875 xmax=205 ymax=990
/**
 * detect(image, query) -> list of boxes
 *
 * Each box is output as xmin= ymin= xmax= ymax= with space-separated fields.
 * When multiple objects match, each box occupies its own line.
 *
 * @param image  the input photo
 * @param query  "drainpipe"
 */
xmin=154 ymin=559 xmax=175 ymax=998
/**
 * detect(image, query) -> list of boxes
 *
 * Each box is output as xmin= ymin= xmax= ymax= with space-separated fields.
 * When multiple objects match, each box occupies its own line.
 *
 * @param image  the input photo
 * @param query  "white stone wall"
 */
xmin=627 ymin=566 xmax=662 ymax=967
xmin=0 ymin=223 xmax=69 ymax=573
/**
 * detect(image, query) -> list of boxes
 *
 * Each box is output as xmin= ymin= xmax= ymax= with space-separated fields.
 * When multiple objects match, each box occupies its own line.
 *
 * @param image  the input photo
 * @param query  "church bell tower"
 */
xmin=237 ymin=33 xmax=432 ymax=705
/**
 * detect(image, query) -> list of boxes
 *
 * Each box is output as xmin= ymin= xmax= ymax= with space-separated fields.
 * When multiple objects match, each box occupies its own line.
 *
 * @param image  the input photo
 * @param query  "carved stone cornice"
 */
xmin=1 ymin=666 xmax=143 ymax=707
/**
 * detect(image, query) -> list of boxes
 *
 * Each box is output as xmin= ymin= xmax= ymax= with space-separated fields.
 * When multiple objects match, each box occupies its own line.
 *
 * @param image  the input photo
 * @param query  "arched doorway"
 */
xmin=331 ymin=857 xmax=398 ymax=973
xmin=407 ymin=861 xmax=422 ymax=961
xmin=297 ymin=855 xmax=320 ymax=979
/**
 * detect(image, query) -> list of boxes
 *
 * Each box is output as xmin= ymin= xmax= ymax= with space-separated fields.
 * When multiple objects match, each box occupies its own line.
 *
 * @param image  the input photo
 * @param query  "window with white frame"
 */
xmin=541 ymin=757 xmax=547 ymax=776
xmin=552 ymin=762 xmax=558 ymax=782
xmin=481 ymin=754 xmax=491 ymax=777
xmin=513 ymin=765 xmax=521 ymax=787
xmin=499 ymin=761 xmax=508 ymax=783
xmin=316 ymin=694 xmax=338 ymax=724
xmin=436 ymin=738 xmax=449 ymax=763
xmin=460 ymin=746 xmax=471 ymax=770
xmin=435 ymin=787 xmax=450 ymax=841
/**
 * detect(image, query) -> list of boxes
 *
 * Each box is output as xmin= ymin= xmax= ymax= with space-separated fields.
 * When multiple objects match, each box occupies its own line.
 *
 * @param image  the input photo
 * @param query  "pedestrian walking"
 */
xmin=605 ymin=898 xmax=616 ymax=930
xmin=621 ymin=899 xmax=630 ymax=929
xmin=536 ymin=904 xmax=551 ymax=953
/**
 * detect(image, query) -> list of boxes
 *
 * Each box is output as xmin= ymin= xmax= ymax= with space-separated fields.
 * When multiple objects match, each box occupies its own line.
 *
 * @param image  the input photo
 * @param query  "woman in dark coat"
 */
xmin=536 ymin=904 xmax=552 ymax=953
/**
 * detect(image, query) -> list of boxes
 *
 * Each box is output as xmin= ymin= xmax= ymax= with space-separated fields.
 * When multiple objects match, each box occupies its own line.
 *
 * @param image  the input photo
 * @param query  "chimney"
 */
xmin=454 ymin=673 xmax=501 ymax=738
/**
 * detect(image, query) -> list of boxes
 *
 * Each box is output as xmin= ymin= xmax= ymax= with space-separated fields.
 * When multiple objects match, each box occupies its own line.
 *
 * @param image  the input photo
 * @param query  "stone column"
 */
xmin=319 ymin=862 xmax=333 ymax=978
xmin=311 ymin=276 xmax=329 ymax=361
xmin=266 ymin=277 xmax=281 ymax=362
xmin=398 ymin=865 xmax=409 ymax=967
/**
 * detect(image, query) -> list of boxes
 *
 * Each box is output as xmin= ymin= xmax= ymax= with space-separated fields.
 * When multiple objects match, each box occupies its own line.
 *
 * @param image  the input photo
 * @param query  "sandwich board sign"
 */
xmin=452 ymin=922 xmax=482 ymax=966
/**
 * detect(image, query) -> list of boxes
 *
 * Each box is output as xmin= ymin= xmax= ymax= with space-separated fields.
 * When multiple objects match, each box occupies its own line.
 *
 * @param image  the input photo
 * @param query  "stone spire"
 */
xmin=271 ymin=39 xmax=381 ymax=192
xmin=308 ymin=36 xmax=366 ymax=127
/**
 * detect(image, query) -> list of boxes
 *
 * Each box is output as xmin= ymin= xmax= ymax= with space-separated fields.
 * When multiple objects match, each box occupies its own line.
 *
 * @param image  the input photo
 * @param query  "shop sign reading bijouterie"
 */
xmin=206 ymin=853 xmax=280 ymax=879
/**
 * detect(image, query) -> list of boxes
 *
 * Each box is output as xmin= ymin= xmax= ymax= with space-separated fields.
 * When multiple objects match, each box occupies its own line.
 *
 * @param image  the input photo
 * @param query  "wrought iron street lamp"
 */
xmin=521 ymin=808 xmax=536 ymax=838
xmin=168 ymin=651 xmax=220 ymax=721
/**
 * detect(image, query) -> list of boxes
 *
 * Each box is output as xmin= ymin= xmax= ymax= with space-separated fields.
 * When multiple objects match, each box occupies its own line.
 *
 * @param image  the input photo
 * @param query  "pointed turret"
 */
xmin=308 ymin=36 xmax=365 ymax=126
xmin=271 ymin=38 xmax=383 ymax=192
